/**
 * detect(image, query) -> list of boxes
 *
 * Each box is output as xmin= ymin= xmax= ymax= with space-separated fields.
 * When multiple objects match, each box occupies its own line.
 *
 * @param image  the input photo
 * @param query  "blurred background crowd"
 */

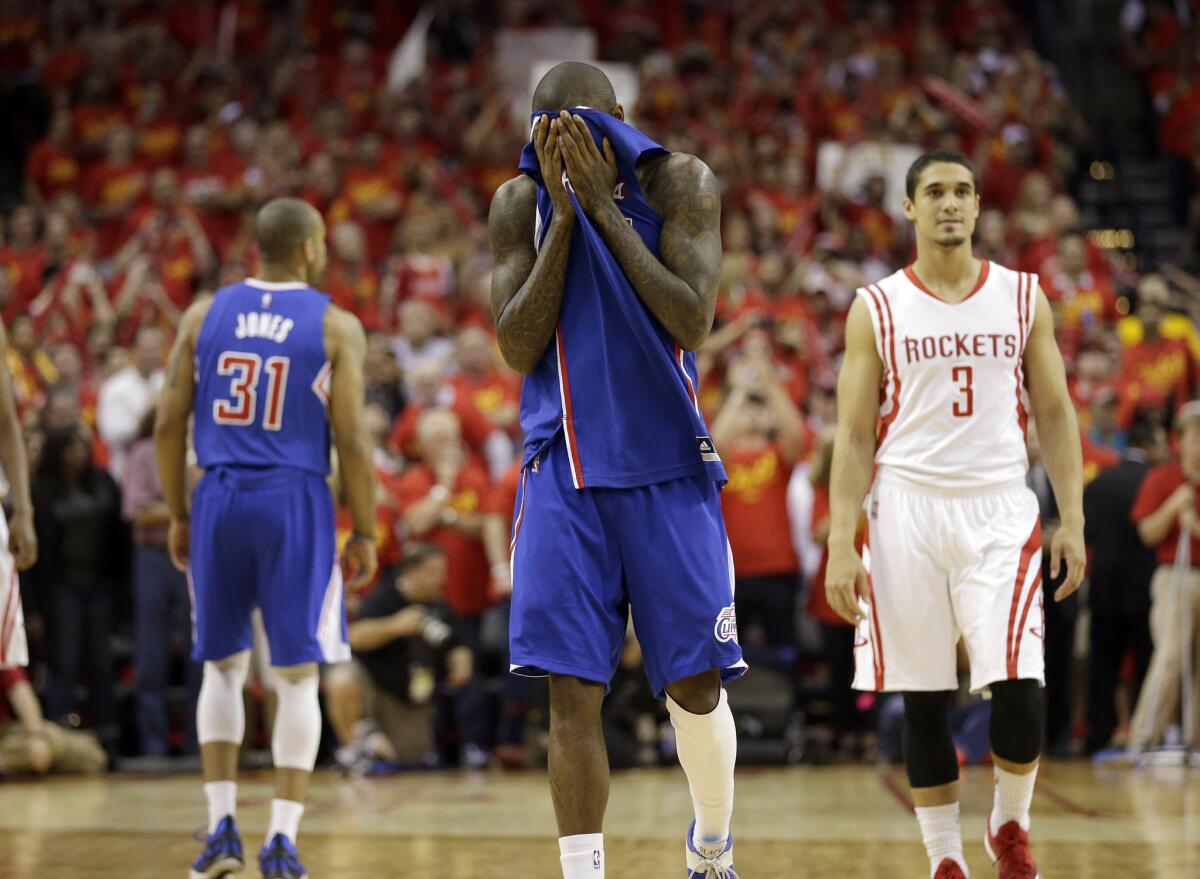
xmin=2 ymin=0 xmax=1200 ymax=776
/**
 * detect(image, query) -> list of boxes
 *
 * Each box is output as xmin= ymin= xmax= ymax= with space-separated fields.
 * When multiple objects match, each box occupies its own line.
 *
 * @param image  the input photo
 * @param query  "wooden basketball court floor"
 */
xmin=0 ymin=762 xmax=1195 ymax=878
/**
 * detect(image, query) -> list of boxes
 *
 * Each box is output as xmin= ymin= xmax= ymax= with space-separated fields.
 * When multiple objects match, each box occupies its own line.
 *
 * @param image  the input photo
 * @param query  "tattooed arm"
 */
xmin=555 ymin=116 xmax=722 ymax=350
xmin=154 ymin=296 xmax=212 ymax=569
xmin=489 ymin=115 xmax=574 ymax=375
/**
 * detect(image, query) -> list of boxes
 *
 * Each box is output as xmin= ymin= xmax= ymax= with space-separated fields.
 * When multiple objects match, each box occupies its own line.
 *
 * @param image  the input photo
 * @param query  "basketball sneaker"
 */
xmin=984 ymin=818 xmax=1041 ymax=879
xmin=684 ymin=820 xmax=738 ymax=878
xmin=189 ymin=815 xmax=244 ymax=879
xmin=934 ymin=858 xmax=968 ymax=878
xmin=259 ymin=833 xmax=308 ymax=879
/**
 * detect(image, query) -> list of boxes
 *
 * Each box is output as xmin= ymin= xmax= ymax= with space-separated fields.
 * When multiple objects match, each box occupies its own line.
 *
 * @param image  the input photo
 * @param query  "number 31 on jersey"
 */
xmin=213 ymin=352 xmax=290 ymax=430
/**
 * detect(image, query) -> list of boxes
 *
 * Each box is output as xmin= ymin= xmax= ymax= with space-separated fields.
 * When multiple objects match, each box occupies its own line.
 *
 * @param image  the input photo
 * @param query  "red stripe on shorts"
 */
xmin=1006 ymin=518 xmax=1042 ymax=678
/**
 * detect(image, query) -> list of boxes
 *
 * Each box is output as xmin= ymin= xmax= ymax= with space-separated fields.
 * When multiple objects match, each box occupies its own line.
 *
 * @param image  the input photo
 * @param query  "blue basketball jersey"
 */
xmin=517 ymin=108 xmax=726 ymax=489
xmin=194 ymin=279 xmax=333 ymax=476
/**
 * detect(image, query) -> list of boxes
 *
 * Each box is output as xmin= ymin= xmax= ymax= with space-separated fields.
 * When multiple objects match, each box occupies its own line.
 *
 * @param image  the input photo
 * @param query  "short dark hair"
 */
xmin=255 ymin=198 xmax=322 ymax=264
xmin=532 ymin=61 xmax=616 ymax=112
xmin=905 ymin=149 xmax=978 ymax=200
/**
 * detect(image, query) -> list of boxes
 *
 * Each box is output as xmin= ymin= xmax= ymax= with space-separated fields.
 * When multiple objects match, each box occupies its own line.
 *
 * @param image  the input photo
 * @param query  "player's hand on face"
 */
xmin=168 ymin=519 xmax=190 ymax=572
xmin=556 ymin=112 xmax=618 ymax=219
xmin=1050 ymin=519 xmax=1086 ymax=602
xmin=534 ymin=115 xmax=572 ymax=218
xmin=825 ymin=542 xmax=868 ymax=626
xmin=344 ymin=534 xmax=378 ymax=592
xmin=8 ymin=509 xmax=37 ymax=571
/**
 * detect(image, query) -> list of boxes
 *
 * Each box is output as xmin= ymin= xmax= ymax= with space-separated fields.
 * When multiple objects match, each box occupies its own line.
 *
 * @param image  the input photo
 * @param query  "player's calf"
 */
xmin=666 ymin=670 xmax=737 ymax=873
xmin=985 ymin=679 xmax=1043 ymax=878
xmin=903 ymin=691 xmax=970 ymax=879
xmin=548 ymin=675 xmax=609 ymax=878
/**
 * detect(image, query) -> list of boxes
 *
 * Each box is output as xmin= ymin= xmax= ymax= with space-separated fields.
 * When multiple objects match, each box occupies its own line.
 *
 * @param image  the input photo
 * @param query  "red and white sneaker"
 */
xmin=984 ymin=817 xmax=1041 ymax=878
xmin=934 ymin=858 xmax=968 ymax=878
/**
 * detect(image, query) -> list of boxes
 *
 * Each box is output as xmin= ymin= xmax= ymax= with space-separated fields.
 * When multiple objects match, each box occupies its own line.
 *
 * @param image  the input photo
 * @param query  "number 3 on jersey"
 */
xmin=951 ymin=365 xmax=973 ymax=417
xmin=213 ymin=352 xmax=290 ymax=430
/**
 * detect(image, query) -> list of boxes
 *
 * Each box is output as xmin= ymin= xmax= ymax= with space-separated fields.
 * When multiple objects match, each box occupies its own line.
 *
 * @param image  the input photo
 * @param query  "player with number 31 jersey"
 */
xmin=155 ymin=197 xmax=377 ymax=879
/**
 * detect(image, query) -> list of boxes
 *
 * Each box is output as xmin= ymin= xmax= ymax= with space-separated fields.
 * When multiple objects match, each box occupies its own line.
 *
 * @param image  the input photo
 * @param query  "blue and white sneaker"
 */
xmin=259 ymin=834 xmax=309 ymax=879
xmin=189 ymin=815 xmax=244 ymax=879
xmin=685 ymin=820 xmax=738 ymax=878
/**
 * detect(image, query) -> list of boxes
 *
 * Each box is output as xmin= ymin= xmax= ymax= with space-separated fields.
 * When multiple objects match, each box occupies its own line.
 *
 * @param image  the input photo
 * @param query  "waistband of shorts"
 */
xmin=874 ymin=469 xmax=1029 ymax=498
xmin=204 ymin=464 xmax=327 ymax=491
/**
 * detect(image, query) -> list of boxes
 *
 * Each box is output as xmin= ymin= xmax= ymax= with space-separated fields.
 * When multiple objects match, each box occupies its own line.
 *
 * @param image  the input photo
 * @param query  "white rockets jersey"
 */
xmin=858 ymin=260 xmax=1036 ymax=492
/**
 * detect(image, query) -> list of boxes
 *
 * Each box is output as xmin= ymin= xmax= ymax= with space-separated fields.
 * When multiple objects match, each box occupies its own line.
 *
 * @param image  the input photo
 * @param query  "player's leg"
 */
xmin=188 ymin=472 xmax=257 ymax=879
xmin=548 ymin=674 xmax=609 ymax=875
xmin=323 ymin=661 xmax=363 ymax=753
xmin=508 ymin=442 xmax=625 ymax=878
xmin=252 ymin=472 xmax=343 ymax=878
xmin=860 ymin=481 xmax=965 ymax=879
xmin=950 ymin=484 xmax=1045 ymax=877
xmin=903 ymin=690 xmax=969 ymax=878
xmin=265 ymin=662 xmax=321 ymax=851
xmin=613 ymin=475 xmax=743 ymax=876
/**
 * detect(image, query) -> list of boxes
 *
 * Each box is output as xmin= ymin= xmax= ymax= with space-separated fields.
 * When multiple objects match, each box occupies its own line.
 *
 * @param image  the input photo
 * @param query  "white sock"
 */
xmin=991 ymin=764 xmax=1037 ymax=832
xmin=666 ymin=689 xmax=737 ymax=849
xmin=266 ymin=798 xmax=305 ymax=845
xmin=203 ymin=781 xmax=237 ymax=834
xmin=559 ymin=833 xmax=604 ymax=878
xmin=915 ymin=803 xmax=968 ymax=877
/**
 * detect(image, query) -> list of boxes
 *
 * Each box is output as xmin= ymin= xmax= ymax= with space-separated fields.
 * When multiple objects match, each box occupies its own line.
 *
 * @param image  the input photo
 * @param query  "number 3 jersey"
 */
xmin=194 ymin=278 xmax=333 ymax=476
xmin=859 ymin=260 xmax=1037 ymax=492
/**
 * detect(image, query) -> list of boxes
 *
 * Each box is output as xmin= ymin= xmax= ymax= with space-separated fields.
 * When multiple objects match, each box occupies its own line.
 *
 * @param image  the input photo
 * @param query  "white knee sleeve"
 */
xmin=271 ymin=668 xmax=322 ymax=770
xmin=667 ymin=688 xmax=738 ymax=846
xmin=197 ymin=651 xmax=251 ymax=745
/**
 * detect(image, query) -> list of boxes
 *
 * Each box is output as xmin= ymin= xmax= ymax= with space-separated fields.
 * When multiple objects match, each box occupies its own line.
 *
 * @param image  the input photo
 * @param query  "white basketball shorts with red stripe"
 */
xmin=852 ymin=472 xmax=1045 ymax=693
xmin=0 ymin=508 xmax=27 ymax=669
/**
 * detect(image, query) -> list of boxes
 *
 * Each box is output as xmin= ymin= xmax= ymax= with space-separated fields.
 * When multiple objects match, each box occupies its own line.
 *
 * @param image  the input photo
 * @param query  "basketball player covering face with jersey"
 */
xmin=827 ymin=150 xmax=1086 ymax=879
xmin=156 ymin=198 xmax=377 ymax=879
xmin=489 ymin=62 xmax=744 ymax=878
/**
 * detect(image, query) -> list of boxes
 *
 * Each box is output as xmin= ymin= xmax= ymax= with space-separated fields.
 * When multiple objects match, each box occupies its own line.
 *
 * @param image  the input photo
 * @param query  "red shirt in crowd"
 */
xmin=25 ymin=138 xmax=81 ymax=201
xmin=388 ymin=395 xmax=493 ymax=461
xmin=395 ymin=461 xmax=492 ymax=618
xmin=0 ymin=242 xmax=45 ymax=313
xmin=1131 ymin=462 xmax=1200 ymax=566
xmin=1120 ymin=336 xmax=1199 ymax=412
xmin=1042 ymin=270 xmax=1119 ymax=335
xmin=448 ymin=369 xmax=519 ymax=431
xmin=84 ymin=160 xmax=150 ymax=256
xmin=720 ymin=442 xmax=799 ymax=577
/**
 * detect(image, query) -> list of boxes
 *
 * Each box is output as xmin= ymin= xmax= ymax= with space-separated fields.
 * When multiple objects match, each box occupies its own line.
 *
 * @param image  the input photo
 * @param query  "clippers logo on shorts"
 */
xmin=698 ymin=436 xmax=720 ymax=462
xmin=714 ymin=604 xmax=738 ymax=643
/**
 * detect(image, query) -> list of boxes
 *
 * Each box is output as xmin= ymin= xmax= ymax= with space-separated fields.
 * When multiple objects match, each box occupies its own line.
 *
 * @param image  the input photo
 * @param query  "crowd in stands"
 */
xmin=3 ymin=0 xmax=1200 ymax=774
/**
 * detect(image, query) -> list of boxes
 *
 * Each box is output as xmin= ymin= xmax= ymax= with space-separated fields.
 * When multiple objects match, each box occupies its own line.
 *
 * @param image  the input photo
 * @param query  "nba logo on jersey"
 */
xmin=714 ymin=605 xmax=738 ymax=643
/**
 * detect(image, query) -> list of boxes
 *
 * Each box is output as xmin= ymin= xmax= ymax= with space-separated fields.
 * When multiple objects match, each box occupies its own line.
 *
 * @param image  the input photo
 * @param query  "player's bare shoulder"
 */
xmin=488 ymin=174 xmax=538 ymax=231
xmin=323 ymin=302 xmax=367 ymax=365
xmin=638 ymin=152 xmax=720 ymax=220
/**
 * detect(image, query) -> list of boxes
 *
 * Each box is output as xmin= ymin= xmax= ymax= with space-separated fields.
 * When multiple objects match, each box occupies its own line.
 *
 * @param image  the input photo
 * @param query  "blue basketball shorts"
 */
xmin=188 ymin=466 xmax=349 ymax=667
xmin=509 ymin=437 xmax=747 ymax=698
